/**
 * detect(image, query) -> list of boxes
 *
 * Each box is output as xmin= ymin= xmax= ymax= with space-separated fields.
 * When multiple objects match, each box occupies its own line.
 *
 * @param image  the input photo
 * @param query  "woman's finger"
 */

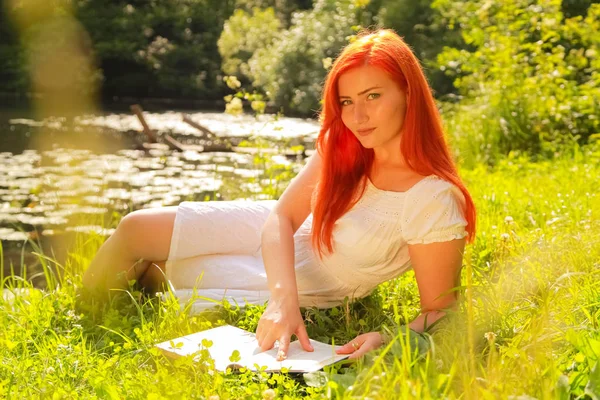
xmin=256 ymin=321 xmax=265 ymax=344
xmin=277 ymin=334 xmax=291 ymax=361
xmin=335 ymin=335 xmax=366 ymax=355
xmin=347 ymin=342 xmax=375 ymax=359
xmin=335 ymin=343 xmax=356 ymax=354
xmin=259 ymin=329 xmax=278 ymax=352
xmin=295 ymin=323 xmax=314 ymax=352
xmin=348 ymin=346 xmax=371 ymax=359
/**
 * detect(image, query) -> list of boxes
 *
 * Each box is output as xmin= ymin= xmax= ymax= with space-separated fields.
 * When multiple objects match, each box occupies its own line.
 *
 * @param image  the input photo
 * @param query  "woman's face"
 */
xmin=338 ymin=65 xmax=407 ymax=151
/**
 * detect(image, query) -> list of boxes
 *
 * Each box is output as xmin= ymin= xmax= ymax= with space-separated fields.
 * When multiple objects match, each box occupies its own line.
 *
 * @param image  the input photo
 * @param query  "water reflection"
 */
xmin=0 ymin=110 xmax=318 ymax=286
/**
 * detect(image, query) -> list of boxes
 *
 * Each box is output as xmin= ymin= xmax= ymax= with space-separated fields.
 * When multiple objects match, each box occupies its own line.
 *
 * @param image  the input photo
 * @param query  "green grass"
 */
xmin=1 ymin=143 xmax=599 ymax=399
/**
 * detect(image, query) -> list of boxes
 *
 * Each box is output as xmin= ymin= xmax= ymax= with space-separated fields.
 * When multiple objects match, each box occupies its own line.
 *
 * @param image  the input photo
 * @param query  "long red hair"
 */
xmin=311 ymin=29 xmax=477 ymax=258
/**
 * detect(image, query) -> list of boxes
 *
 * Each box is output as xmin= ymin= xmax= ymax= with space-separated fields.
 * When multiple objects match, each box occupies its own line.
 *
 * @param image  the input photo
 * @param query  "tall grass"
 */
xmin=1 ymin=143 xmax=599 ymax=399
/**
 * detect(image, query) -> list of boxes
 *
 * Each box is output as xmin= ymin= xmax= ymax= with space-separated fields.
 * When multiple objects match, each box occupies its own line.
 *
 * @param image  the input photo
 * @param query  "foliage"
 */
xmin=218 ymin=7 xmax=282 ymax=82
xmin=561 ymin=0 xmax=600 ymax=17
xmin=376 ymin=0 xmax=463 ymax=97
xmin=222 ymin=74 xmax=267 ymax=116
xmin=75 ymin=0 xmax=237 ymax=99
xmin=0 ymin=6 xmax=29 ymax=94
xmin=233 ymin=0 xmax=314 ymax=27
xmin=2 ymin=0 xmax=98 ymax=104
xmin=246 ymin=0 xmax=374 ymax=116
xmin=3 ymin=0 xmax=600 ymax=131
xmin=434 ymin=0 xmax=600 ymax=160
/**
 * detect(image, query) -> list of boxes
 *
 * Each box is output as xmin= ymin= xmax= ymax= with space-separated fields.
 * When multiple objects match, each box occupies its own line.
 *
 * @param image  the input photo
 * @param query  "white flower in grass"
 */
xmin=262 ymin=389 xmax=276 ymax=400
xmin=484 ymin=332 xmax=496 ymax=342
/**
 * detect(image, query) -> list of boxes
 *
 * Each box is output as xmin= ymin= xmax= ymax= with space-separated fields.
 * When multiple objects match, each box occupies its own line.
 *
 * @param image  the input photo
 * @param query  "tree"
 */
xmin=376 ymin=0 xmax=463 ymax=97
xmin=218 ymin=7 xmax=281 ymax=81
xmin=75 ymin=0 xmax=237 ymax=99
xmin=434 ymin=0 xmax=600 ymax=156
xmin=0 ymin=7 xmax=29 ymax=94
xmin=245 ymin=0 xmax=374 ymax=116
xmin=233 ymin=0 xmax=313 ymax=27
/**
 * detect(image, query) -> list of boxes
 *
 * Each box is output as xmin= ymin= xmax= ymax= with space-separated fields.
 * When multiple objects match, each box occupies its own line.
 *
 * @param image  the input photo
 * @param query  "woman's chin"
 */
xmin=357 ymin=138 xmax=376 ymax=149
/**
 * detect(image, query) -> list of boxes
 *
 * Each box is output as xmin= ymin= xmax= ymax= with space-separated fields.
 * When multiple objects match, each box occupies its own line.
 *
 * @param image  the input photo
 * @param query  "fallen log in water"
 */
xmin=232 ymin=146 xmax=305 ymax=158
xmin=131 ymin=104 xmax=186 ymax=151
xmin=181 ymin=114 xmax=216 ymax=138
xmin=130 ymin=103 xmax=311 ymax=158
xmin=130 ymin=104 xmax=158 ymax=143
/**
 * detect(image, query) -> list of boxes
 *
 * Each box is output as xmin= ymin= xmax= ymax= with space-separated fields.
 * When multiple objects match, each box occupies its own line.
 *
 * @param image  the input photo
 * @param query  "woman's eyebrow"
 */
xmin=339 ymin=86 xmax=382 ymax=98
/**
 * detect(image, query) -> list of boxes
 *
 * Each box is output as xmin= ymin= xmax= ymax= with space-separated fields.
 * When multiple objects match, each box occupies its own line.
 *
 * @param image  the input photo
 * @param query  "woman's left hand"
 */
xmin=335 ymin=332 xmax=385 ymax=359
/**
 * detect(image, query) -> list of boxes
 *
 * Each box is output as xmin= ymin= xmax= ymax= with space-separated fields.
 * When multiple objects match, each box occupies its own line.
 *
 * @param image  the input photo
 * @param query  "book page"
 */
xmin=155 ymin=325 xmax=263 ymax=371
xmin=245 ymin=339 xmax=349 ymax=373
xmin=156 ymin=325 xmax=350 ymax=373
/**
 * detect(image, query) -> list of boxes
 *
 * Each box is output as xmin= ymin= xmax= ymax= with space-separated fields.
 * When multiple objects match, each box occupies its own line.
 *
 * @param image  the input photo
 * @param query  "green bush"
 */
xmin=218 ymin=7 xmax=282 ymax=81
xmin=233 ymin=0 xmax=314 ymax=27
xmin=246 ymin=0 xmax=372 ymax=116
xmin=376 ymin=0 xmax=463 ymax=97
xmin=0 ymin=8 xmax=29 ymax=94
xmin=76 ymin=0 xmax=236 ymax=99
xmin=434 ymin=0 xmax=600 ymax=161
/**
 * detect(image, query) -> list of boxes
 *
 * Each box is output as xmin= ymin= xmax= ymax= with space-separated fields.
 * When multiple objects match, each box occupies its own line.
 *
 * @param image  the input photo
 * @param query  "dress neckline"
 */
xmin=366 ymin=175 xmax=436 ymax=196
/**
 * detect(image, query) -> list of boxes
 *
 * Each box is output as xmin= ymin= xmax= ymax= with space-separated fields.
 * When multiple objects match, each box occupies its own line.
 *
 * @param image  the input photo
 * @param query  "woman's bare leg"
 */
xmin=82 ymin=206 xmax=177 ymax=295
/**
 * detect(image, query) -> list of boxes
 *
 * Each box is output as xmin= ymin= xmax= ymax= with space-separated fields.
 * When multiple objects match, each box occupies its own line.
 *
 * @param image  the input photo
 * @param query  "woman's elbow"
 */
xmin=260 ymin=212 xmax=292 ymax=240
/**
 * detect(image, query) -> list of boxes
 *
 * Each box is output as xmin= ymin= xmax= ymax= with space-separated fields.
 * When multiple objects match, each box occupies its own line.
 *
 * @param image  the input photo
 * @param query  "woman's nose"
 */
xmin=353 ymin=103 xmax=369 ymax=124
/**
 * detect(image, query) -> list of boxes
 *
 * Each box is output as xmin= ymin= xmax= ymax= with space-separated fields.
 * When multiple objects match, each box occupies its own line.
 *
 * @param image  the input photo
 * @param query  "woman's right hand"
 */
xmin=256 ymin=296 xmax=314 ymax=360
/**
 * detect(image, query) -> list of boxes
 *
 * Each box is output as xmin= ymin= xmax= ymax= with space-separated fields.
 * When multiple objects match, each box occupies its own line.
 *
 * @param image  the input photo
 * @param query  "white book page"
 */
xmin=156 ymin=325 xmax=264 ymax=371
xmin=245 ymin=339 xmax=349 ymax=373
xmin=156 ymin=326 xmax=349 ymax=373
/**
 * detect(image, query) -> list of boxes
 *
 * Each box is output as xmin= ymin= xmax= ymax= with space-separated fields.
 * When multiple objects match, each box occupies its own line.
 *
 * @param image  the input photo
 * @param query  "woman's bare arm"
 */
xmin=407 ymin=237 xmax=466 ymax=333
xmin=256 ymin=151 xmax=322 ymax=356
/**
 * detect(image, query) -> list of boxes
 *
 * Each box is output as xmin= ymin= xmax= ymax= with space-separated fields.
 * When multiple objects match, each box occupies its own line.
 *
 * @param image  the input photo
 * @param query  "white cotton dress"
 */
xmin=165 ymin=175 xmax=468 ymax=314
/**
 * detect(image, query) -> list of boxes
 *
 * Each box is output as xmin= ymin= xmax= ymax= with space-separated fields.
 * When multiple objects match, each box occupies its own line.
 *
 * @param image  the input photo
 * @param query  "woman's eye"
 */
xmin=340 ymin=100 xmax=351 ymax=106
xmin=367 ymin=93 xmax=380 ymax=100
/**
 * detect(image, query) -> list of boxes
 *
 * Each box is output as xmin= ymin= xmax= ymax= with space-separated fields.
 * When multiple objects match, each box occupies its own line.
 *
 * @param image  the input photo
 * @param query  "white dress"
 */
xmin=165 ymin=175 xmax=468 ymax=314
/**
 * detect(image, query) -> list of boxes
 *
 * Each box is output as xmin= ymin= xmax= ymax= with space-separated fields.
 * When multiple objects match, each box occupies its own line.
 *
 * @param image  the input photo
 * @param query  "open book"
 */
xmin=155 ymin=325 xmax=349 ymax=373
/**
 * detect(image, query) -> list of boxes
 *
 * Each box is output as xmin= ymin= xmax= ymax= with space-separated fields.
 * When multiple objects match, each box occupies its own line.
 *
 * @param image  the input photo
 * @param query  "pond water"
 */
xmin=0 ymin=108 xmax=318 ymax=287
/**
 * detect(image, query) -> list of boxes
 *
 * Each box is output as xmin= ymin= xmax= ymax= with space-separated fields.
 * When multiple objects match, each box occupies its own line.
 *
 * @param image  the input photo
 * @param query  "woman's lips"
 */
xmin=356 ymin=128 xmax=376 ymax=137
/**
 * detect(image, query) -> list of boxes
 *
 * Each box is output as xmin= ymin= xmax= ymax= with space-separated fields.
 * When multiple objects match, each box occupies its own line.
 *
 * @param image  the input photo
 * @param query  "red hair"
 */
xmin=311 ymin=29 xmax=477 ymax=258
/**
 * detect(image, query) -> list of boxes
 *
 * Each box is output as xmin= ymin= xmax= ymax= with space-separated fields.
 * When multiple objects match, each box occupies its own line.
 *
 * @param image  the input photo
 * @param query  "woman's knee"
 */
xmin=114 ymin=206 xmax=177 ymax=261
xmin=116 ymin=210 xmax=146 ymax=237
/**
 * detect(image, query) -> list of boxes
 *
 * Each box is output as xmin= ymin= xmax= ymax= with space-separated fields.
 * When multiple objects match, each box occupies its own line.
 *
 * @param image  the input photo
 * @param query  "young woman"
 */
xmin=83 ymin=29 xmax=476 ymax=361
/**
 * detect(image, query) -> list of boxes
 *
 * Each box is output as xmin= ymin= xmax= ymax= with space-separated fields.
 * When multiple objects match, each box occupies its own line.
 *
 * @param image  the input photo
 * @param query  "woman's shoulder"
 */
xmin=407 ymin=175 xmax=465 ymax=204
xmin=401 ymin=175 xmax=469 ymax=244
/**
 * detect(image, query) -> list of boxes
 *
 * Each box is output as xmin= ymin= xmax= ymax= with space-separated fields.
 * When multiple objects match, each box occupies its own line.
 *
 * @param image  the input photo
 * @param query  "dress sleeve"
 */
xmin=401 ymin=177 xmax=468 ymax=245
